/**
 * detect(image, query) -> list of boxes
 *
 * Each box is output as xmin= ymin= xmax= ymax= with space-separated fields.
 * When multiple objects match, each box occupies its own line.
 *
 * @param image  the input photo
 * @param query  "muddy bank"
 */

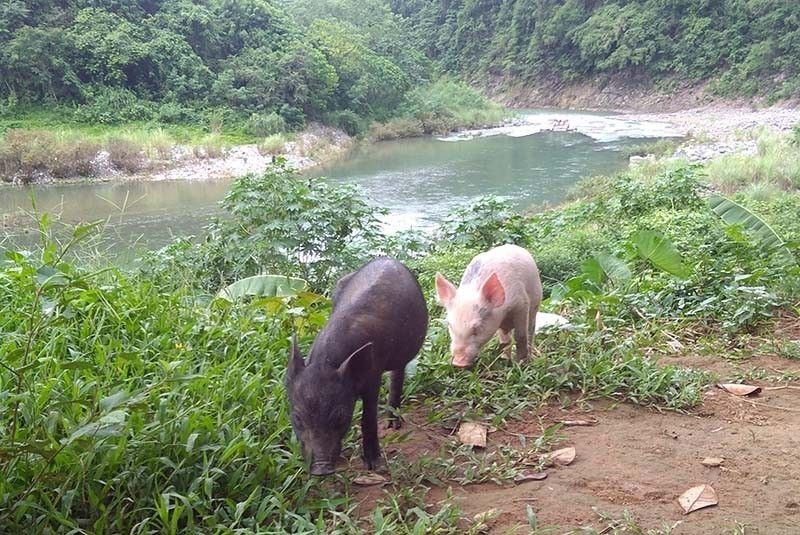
xmin=351 ymin=327 xmax=800 ymax=533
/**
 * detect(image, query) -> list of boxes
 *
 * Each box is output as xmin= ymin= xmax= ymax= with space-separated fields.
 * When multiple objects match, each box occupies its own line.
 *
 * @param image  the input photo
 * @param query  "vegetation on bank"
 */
xmin=393 ymin=0 xmax=800 ymax=100
xmin=0 ymin=0 xmax=512 ymax=183
xmin=2 ymin=146 xmax=799 ymax=530
xmin=0 ymin=79 xmax=506 ymax=184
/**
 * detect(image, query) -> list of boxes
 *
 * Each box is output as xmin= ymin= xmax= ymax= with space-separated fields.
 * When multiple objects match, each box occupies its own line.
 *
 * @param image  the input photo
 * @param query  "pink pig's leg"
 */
xmin=513 ymin=303 xmax=531 ymax=362
xmin=497 ymin=329 xmax=512 ymax=358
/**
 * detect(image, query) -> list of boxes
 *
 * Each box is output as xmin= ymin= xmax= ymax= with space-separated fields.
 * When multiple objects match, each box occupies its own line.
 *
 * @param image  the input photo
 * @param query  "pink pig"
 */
xmin=435 ymin=244 xmax=543 ymax=368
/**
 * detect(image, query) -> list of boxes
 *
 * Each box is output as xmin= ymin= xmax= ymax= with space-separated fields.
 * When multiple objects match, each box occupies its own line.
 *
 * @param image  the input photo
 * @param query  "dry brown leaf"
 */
xmin=716 ymin=383 xmax=762 ymax=396
xmin=678 ymin=484 xmax=718 ymax=514
xmin=555 ymin=417 xmax=598 ymax=427
xmin=514 ymin=470 xmax=548 ymax=483
xmin=458 ymin=422 xmax=488 ymax=448
xmin=547 ymin=447 xmax=576 ymax=466
xmin=352 ymin=473 xmax=388 ymax=486
xmin=701 ymin=457 xmax=724 ymax=467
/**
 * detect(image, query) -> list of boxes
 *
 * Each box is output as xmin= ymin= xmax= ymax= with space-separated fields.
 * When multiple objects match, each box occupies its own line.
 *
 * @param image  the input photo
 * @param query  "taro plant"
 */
xmin=436 ymin=195 xmax=526 ymax=250
xmin=202 ymin=160 xmax=387 ymax=292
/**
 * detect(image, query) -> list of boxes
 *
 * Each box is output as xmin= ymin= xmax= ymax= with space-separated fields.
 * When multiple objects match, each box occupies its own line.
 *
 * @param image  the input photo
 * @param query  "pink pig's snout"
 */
xmin=451 ymin=345 xmax=478 ymax=368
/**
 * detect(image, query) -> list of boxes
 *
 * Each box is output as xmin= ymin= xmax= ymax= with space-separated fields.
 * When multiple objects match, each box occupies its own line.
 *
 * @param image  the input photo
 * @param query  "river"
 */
xmin=1 ymin=109 xmax=680 ymax=255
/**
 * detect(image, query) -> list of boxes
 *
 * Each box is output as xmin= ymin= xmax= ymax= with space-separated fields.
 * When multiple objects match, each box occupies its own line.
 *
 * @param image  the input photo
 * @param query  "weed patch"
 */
xmin=2 ymin=158 xmax=799 ymax=531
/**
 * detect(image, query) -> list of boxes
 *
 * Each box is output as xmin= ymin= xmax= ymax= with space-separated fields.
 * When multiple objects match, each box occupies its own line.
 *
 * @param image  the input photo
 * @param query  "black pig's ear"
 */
xmin=337 ymin=342 xmax=373 ymax=379
xmin=286 ymin=334 xmax=305 ymax=383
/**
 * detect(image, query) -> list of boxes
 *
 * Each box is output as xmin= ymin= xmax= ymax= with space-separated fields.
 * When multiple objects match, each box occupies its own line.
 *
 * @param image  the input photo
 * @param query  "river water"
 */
xmin=1 ymin=109 xmax=679 ymax=254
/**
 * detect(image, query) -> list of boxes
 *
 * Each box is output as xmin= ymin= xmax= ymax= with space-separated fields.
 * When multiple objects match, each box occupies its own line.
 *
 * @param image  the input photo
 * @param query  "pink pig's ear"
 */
xmin=435 ymin=273 xmax=457 ymax=307
xmin=481 ymin=273 xmax=506 ymax=308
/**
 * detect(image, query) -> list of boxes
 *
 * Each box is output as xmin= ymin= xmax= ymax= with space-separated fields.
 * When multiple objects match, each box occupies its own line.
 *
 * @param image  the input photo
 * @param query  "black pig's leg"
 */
xmin=387 ymin=369 xmax=405 ymax=429
xmin=361 ymin=384 xmax=382 ymax=470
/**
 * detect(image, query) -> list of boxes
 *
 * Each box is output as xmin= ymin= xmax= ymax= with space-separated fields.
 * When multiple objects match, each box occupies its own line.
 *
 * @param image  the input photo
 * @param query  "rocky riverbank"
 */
xmin=619 ymin=106 xmax=800 ymax=163
xmin=0 ymin=123 xmax=355 ymax=185
xmin=141 ymin=124 xmax=354 ymax=182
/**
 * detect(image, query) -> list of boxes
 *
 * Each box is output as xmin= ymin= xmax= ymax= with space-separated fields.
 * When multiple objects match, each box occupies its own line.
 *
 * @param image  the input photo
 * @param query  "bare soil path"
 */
xmin=353 ymin=321 xmax=800 ymax=534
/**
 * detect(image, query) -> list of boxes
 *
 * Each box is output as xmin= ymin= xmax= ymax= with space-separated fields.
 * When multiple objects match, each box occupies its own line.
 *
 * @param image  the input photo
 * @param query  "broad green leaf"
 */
xmin=708 ymin=194 xmax=796 ymax=265
xmin=631 ymin=230 xmax=690 ymax=279
xmin=596 ymin=253 xmax=632 ymax=286
xmin=36 ymin=265 xmax=69 ymax=288
xmin=580 ymin=257 xmax=605 ymax=285
xmin=66 ymin=410 xmax=128 ymax=444
xmin=581 ymin=254 xmax=631 ymax=287
xmin=216 ymin=274 xmax=307 ymax=301
xmin=100 ymin=391 xmax=129 ymax=413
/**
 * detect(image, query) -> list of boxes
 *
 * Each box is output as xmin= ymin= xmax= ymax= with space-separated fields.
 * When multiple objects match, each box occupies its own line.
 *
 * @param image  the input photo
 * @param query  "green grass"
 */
xmin=0 ymin=243 xmax=710 ymax=532
xmin=622 ymin=138 xmax=682 ymax=158
xmin=0 ymin=107 xmax=254 ymax=146
xmin=370 ymin=79 xmax=511 ymax=140
xmin=2 ymin=155 xmax=799 ymax=531
xmin=706 ymin=132 xmax=800 ymax=192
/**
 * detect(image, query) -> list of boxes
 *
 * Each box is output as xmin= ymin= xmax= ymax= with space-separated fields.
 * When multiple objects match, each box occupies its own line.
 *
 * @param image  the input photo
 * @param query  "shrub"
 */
xmin=106 ymin=137 xmax=145 ymax=173
xmin=201 ymin=161 xmax=387 ymax=291
xmin=607 ymin=165 xmax=706 ymax=218
xmin=49 ymin=138 xmax=100 ymax=178
xmin=369 ymin=117 xmax=424 ymax=141
xmin=0 ymin=129 xmax=100 ymax=182
xmin=326 ymin=109 xmax=364 ymax=137
xmin=257 ymin=133 xmax=290 ymax=156
xmin=279 ymin=104 xmax=306 ymax=130
xmin=401 ymin=79 xmax=508 ymax=134
xmin=73 ymin=87 xmax=155 ymax=125
xmin=156 ymin=102 xmax=196 ymax=124
xmin=245 ymin=112 xmax=286 ymax=137
xmin=436 ymin=196 xmax=527 ymax=249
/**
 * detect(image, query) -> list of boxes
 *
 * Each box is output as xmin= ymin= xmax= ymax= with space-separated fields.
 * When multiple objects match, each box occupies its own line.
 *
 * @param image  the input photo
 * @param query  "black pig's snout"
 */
xmin=310 ymin=461 xmax=336 ymax=476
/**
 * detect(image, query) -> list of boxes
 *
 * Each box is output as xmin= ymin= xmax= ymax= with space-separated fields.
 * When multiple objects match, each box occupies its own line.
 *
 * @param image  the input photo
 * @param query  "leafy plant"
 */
xmin=436 ymin=195 xmax=526 ymax=249
xmin=203 ymin=160 xmax=387 ymax=292
xmin=216 ymin=274 xmax=308 ymax=301
xmin=631 ymin=230 xmax=690 ymax=279
xmin=708 ymin=194 xmax=797 ymax=265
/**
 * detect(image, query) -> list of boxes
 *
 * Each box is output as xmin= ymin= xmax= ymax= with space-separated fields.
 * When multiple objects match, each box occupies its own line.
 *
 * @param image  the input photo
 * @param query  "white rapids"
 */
xmin=438 ymin=111 xmax=682 ymax=144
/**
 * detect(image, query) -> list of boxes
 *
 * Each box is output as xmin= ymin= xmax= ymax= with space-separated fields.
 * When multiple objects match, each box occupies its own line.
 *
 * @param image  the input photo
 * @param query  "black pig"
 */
xmin=285 ymin=257 xmax=428 ymax=476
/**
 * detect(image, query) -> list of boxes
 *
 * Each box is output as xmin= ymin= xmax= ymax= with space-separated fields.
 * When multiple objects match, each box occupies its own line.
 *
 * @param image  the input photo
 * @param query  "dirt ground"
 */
xmin=352 ymin=322 xmax=800 ymax=534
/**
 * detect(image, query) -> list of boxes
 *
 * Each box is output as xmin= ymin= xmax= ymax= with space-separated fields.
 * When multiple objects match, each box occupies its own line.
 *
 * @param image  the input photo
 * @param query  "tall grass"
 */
xmin=0 ymin=129 xmax=101 ymax=180
xmin=370 ymin=79 xmax=510 ymax=141
xmin=257 ymin=133 xmax=292 ymax=156
xmin=706 ymin=132 xmax=800 ymax=192
xmin=0 ymin=127 xmax=234 ymax=182
xmin=3 ymin=161 xmax=799 ymax=531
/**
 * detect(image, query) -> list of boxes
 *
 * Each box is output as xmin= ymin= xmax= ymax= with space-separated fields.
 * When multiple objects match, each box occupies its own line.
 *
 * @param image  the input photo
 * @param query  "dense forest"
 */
xmin=392 ymin=0 xmax=800 ymax=98
xmin=0 ymin=0 xmax=432 ymax=132
xmin=4 ymin=0 xmax=800 ymax=134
